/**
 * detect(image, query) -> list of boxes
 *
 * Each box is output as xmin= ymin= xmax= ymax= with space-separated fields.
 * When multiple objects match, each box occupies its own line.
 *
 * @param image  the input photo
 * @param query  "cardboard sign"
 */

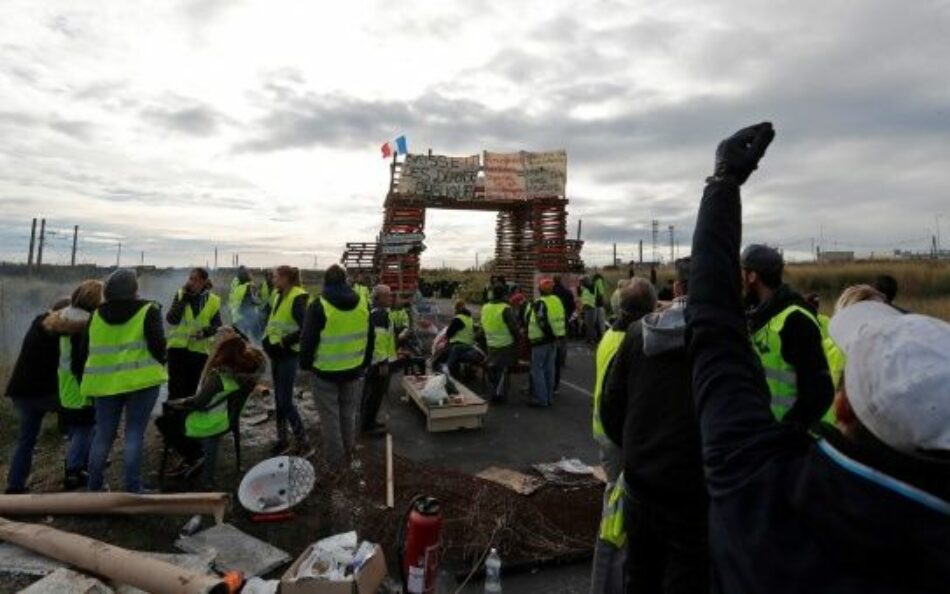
xmin=483 ymin=150 xmax=567 ymax=200
xmin=398 ymin=154 xmax=479 ymax=199
xmin=524 ymin=150 xmax=567 ymax=197
xmin=483 ymin=151 xmax=526 ymax=201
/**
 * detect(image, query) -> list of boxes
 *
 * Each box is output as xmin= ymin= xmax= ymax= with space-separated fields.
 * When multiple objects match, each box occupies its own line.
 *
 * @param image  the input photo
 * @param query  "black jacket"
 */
xmin=748 ymin=283 xmax=834 ymax=426
xmin=685 ymin=179 xmax=950 ymax=593
xmin=4 ymin=313 xmax=59 ymax=401
xmin=299 ymin=283 xmax=374 ymax=382
xmin=74 ymin=299 xmax=166 ymax=380
xmin=525 ymin=299 xmax=555 ymax=345
xmin=602 ymin=303 xmax=705 ymax=508
xmin=446 ymin=309 xmax=473 ymax=342
xmin=553 ymin=282 xmax=576 ymax=318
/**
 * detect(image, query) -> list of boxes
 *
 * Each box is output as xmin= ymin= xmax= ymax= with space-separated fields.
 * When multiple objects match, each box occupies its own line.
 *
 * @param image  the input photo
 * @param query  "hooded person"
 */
xmin=166 ymin=267 xmax=222 ymax=400
xmin=602 ymin=259 xmax=708 ymax=593
xmin=525 ymin=278 xmax=566 ymax=407
xmin=481 ymin=283 xmax=521 ymax=403
xmin=687 ymin=122 xmax=950 ymax=593
xmin=157 ymin=329 xmax=265 ymax=483
xmin=78 ymin=268 xmax=167 ymax=493
xmin=300 ymin=264 xmax=374 ymax=470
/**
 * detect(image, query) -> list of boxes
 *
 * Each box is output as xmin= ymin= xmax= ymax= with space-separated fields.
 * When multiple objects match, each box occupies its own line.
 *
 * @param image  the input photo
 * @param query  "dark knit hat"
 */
xmin=740 ymin=244 xmax=784 ymax=275
xmin=104 ymin=268 xmax=138 ymax=301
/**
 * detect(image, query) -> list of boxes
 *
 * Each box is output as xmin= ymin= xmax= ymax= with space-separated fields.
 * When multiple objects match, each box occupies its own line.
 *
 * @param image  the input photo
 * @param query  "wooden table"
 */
xmin=401 ymin=375 xmax=488 ymax=432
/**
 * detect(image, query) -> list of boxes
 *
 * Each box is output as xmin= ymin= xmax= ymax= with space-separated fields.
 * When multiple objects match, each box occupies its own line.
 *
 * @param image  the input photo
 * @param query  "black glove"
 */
xmin=710 ymin=122 xmax=775 ymax=186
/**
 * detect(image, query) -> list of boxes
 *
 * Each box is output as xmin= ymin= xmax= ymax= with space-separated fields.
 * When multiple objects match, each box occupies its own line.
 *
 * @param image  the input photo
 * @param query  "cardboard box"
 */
xmin=280 ymin=544 xmax=387 ymax=594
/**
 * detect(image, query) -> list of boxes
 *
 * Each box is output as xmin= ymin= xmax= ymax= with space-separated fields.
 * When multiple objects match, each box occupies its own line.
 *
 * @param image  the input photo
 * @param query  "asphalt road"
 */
xmin=377 ymin=339 xmax=601 ymax=594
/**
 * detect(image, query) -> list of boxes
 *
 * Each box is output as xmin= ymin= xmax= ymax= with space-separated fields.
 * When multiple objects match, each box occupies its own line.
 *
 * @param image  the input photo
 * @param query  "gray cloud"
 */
xmin=49 ymin=118 xmax=94 ymax=141
xmin=142 ymin=103 xmax=226 ymax=136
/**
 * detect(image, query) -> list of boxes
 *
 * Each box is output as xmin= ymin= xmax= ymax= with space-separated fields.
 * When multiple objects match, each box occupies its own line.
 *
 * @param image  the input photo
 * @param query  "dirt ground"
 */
xmin=0 ymin=334 xmax=603 ymax=593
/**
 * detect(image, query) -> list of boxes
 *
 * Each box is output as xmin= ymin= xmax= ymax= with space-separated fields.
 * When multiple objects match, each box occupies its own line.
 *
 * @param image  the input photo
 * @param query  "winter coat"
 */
xmin=299 ymin=282 xmax=375 ymax=382
xmin=4 ymin=313 xmax=59 ymax=403
xmin=685 ymin=179 xmax=950 ymax=593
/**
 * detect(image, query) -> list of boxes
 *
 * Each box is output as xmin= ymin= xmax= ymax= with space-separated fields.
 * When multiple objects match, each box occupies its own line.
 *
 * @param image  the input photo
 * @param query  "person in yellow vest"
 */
xmin=742 ymin=244 xmax=833 ymax=427
xmin=578 ymin=275 xmax=599 ymax=345
xmin=229 ymin=265 xmax=261 ymax=340
xmin=526 ymin=278 xmax=565 ymax=407
xmin=79 ymin=269 xmax=167 ymax=493
xmin=262 ymin=265 xmax=312 ymax=456
xmin=351 ymin=274 xmax=372 ymax=306
xmin=592 ymin=270 xmax=608 ymax=332
xmin=300 ymin=265 xmax=374 ymax=468
xmin=51 ymin=281 xmax=105 ymax=490
xmin=360 ymin=285 xmax=395 ymax=436
xmin=166 ymin=268 xmax=221 ymax=401
xmin=442 ymin=299 xmax=482 ymax=378
xmin=481 ymin=283 xmax=521 ymax=403
xmin=157 ymin=331 xmax=265 ymax=482
xmin=589 ymin=278 xmax=658 ymax=594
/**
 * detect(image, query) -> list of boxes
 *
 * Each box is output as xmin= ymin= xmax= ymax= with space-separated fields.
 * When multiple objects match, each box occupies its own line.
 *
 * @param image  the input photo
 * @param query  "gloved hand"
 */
xmin=710 ymin=122 xmax=775 ymax=186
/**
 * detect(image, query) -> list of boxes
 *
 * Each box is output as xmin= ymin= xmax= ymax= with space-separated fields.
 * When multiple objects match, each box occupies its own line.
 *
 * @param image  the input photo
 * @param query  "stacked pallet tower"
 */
xmin=340 ymin=153 xmax=584 ymax=301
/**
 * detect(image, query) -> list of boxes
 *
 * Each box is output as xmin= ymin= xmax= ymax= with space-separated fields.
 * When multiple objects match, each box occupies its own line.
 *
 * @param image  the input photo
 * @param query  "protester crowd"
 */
xmin=3 ymin=123 xmax=947 ymax=592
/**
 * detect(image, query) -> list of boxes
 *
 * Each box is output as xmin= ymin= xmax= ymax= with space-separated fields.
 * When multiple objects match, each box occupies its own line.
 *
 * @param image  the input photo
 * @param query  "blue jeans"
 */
xmin=6 ymin=398 xmax=55 ymax=493
xmin=87 ymin=386 xmax=161 ymax=492
xmin=66 ymin=424 xmax=94 ymax=473
xmin=444 ymin=343 xmax=482 ymax=377
xmin=530 ymin=342 xmax=557 ymax=406
xmin=272 ymin=355 xmax=304 ymax=440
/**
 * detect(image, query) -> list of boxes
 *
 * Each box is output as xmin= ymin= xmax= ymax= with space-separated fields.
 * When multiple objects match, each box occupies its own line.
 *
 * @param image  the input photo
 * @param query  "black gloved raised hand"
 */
xmin=710 ymin=122 xmax=775 ymax=186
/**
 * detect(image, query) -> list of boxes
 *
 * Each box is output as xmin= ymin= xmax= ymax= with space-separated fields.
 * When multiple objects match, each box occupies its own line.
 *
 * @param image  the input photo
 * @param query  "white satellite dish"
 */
xmin=237 ymin=455 xmax=316 ymax=513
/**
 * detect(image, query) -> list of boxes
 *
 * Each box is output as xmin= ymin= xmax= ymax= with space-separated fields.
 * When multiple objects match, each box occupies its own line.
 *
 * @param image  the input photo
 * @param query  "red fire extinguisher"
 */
xmin=399 ymin=495 xmax=443 ymax=594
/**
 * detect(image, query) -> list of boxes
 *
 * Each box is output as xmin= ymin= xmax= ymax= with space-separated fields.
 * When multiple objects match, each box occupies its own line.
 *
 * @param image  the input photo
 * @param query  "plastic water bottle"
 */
xmin=484 ymin=548 xmax=502 ymax=593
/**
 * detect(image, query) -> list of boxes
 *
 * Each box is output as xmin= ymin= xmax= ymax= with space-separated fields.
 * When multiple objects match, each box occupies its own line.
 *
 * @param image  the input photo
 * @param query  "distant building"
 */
xmin=818 ymin=250 xmax=855 ymax=264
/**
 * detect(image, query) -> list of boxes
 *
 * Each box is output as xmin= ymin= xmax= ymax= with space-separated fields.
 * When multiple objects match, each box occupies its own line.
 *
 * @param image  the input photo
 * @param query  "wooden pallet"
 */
xmin=402 ymin=375 xmax=488 ymax=432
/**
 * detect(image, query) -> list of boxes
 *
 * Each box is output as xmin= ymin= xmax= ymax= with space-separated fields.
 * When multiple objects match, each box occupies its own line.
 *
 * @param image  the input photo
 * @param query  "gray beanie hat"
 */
xmin=104 ymin=268 xmax=138 ymax=301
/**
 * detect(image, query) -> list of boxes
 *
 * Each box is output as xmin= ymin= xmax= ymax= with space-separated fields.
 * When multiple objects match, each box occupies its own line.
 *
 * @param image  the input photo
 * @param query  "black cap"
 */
xmin=740 ymin=244 xmax=783 ymax=274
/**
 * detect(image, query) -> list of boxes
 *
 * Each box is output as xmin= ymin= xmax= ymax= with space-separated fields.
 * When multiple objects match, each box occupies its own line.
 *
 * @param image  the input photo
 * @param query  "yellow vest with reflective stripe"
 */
xmin=81 ymin=304 xmax=167 ymax=398
xmin=816 ymin=313 xmax=844 ymax=424
xmin=265 ymin=286 xmax=307 ymax=352
xmin=449 ymin=314 xmax=475 ymax=346
xmin=527 ymin=295 xmax=566 ymax=340
xmin=314 ymin=295 xmax=370 ymax=372
xmin=228 ymin=280 xmax=250 ymax=323
xmin=751 ymin=304 xmax=819 ymax=420
xmin=599 ymin=473 xmax=626 ymax=547
xmin=481 ymin=302 xmax=514 ymax=348
xmin=58 ymin=336 xmax=88 ymax=410
xmin=259 ymin=282 xmax=272 ymax=310
xmin=372 ymin=308 xmax=397 ymax=364
xmin=390 ymin=308 xmax=410 ymax=330
xmin=353 ymin=283 xmax=371 ymax=307
xmin=593 ymin=329 xmax=625 ymax=443
xmin=168 ymin=291 xmax=220 ymax=355
xmin=580 ymin=285 xmax=596 ymax=308
xmin=185 ymin=372 xmax=240 ymax=438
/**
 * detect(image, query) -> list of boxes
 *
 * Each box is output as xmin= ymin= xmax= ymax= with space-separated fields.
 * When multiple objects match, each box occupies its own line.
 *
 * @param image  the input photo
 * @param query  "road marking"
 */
xmin=559 ymin=379 xmax=593 ymax=397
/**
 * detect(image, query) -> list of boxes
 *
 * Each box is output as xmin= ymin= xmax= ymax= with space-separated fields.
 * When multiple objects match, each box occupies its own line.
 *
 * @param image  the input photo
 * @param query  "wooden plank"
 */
xmin=402 ymin=375 xmax=487 ymax=432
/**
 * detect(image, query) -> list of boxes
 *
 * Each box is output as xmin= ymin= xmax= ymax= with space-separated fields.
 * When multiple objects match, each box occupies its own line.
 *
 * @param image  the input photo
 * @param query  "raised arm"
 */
xmin=685 ymin=123 xmax=805 ymax=495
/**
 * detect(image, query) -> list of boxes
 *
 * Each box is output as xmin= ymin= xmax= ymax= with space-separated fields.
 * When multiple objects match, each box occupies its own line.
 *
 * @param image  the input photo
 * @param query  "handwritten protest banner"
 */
xmin=483 ymin=151 xmax=526 ymax=201
xmin=483 ymin=150 xmax=567 ymax=200
xmin=398 ymin=154 xmax=479 ymax=200
xmin=524 ymin=150 xmax=567 ymax=197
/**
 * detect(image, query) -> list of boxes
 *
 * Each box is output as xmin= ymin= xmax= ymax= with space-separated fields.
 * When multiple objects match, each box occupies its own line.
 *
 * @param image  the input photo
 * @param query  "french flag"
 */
xmin=381 ymin=135 xmax=408 ymax=158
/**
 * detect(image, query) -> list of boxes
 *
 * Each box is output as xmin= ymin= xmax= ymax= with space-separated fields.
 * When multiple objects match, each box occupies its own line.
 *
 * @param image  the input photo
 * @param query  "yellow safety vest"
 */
xmin=751 ymin=304 xmax=820 ymax=420
xmin=481 ymin=302 xmax=514 ymax=349
xmin=593 ymin=329 xmax=625 ymax=443
xmin=314 ymin=295 xmax=370 ymax=372
xmin=81 ymin=304 xmax=167 ymax=398
xmin=599 ymin=474 xmax=626 ymax=547
xmin=372 ymin=308 xmax=397 ymax=364
xmin=816 ymin=313 xmax=844 ymax=424
xmin=228 ymin=280 xmax=250 ymax=323
xmin=185 ymin=372 xmax=240 ymax=438
xmin=259 ymin=282 xmax=272 ymax=310
xmin=580 ymin=285 xmax=596 ymax=308
xmin=167 ymin=291 xmax=221 ymax=355
xmin=353 ymin=283 xmax=371 ymax=307
xmin=527 ymin=295 xmax=566 ymax=341
xmin=58 ymin=335 xmax=88 ymax=410
xmin=264 ymin=286 xmax=307 ymax=352
xmin=449 ymin=314 xmax=475 ymax=346
xmin=390 ymin=308 xmax=410 ymax=330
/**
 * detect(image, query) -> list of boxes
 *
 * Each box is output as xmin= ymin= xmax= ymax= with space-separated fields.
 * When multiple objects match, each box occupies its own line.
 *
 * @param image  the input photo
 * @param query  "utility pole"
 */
xmin=214 ymin=247 xmax=218 ymax=270
xmin=612 ymin=243 xmax=617 ymax=267
xmin=936 ymin=214 xmax=943 ymax=259
xmin=651 ymin=219 xmax=659 ymax=263
xmin=71 ymin=225 xmax=78 ymax=266
xmin=475 ymin=252 xmax=479 ymax=270
xmin=140 ymin=251 xmax=144 ymax=266
xmin=116 ymin=242 xmax=121 ymax=267
xmin=27 ymin=218 xmax=37 ymax=271
xmin=638 ymin=239 xmax=643 ymax=264
xmin=37 ymin=218 xmax=46 ymax=267
xmin=668 ymin=225 xmax=675 ymax=263
xmin=576 ymin=219 xmax=583 ymax=242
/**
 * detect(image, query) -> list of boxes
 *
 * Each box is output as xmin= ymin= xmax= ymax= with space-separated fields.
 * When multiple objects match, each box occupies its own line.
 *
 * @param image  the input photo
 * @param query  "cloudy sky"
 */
xmin=1 ymin=0 xmax=948 ymax=269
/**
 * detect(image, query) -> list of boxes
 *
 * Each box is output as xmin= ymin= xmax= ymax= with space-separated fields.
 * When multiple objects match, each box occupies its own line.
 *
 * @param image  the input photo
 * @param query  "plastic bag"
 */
xmin=420 ymin=374 xmax=448 ymax=405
